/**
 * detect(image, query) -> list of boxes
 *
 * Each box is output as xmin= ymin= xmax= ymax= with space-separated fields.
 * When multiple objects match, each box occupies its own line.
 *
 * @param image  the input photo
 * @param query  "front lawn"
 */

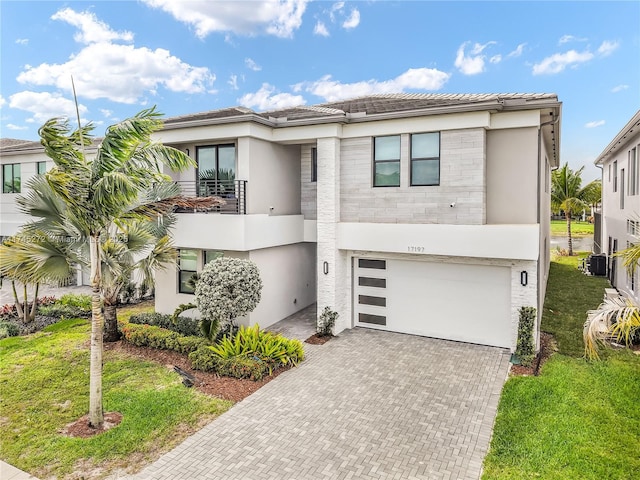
xmin=482 ymin=254 xmax=640 ymax=480
xmin=550 ymin=219 xmax=594 ymax=236
xmin=0 ymin=305 xmax=232 ymax=479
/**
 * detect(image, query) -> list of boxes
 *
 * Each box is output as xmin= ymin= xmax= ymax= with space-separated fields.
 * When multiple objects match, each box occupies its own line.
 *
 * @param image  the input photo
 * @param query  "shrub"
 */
xmin=37 ymin=304 xmax=90 ymax=319
xmin=57 ymin=293 xmax=91 ymax=311
xmin=129 ymin=312 xmax=202 ymax=337
xmin=188 ymin=347 xmax=269 ymax=381
xmin=120 ymin=323 xmax=206 ymax=354
xmin=0 ymin=321 xmax=20 ymax=339
xmin=516 ymin=306 xmax=537 ymax=367
xmin=195 ymin=258 xmax=263 ymax=340
xmin=317 ymin=306 xmax=338 ymax=336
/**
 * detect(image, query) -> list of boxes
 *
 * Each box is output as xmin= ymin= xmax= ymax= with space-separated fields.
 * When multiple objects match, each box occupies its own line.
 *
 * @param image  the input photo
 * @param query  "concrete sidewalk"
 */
xmin=0 ymin=461 xmax=39 ymax=480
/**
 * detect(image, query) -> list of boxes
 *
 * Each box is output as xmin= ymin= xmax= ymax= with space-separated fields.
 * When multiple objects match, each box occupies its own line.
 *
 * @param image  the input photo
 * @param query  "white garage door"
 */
xmin=354 ymin=257 xmax=512 ymax=348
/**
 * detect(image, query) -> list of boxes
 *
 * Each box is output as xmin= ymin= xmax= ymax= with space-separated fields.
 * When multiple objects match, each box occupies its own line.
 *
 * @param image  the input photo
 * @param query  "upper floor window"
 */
xmin=373 ymin=135 xmax=400 ymax=187
xmin=629 ymin=147 xmax=637 ymax=196
xmin=410 ymin=132 xmax=440 ymax=186
xmin=178 ymin=249 xmax=198 ymax=294
xmin=2 ymin=163 xmax=21 ymax=193
xmin=197 ymin=144 xmax=236 ymax=195
xmin=613 ymin=160 xmax=618 ymax=192
xmin=37 ymin=161 xmax=47 ymax=175
xmin=311 ymin=147 xmax=317 ymax=183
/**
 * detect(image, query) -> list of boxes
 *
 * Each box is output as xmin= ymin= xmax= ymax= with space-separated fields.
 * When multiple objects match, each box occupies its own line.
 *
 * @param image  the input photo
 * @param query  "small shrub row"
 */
xmin=1 ymin=296 xmax=58 ymax=319
xmin=120 ymin=323 xmax=207 ymax=354
xmin=0 ymin=321 xmax=20 ymax=339
xmin=188 ymin=347 xmax=270 ymax=381
xmin=37 ymin=304 xmax=90 ymax=319
xmin=129 ymin=312 xmax=202 ymax=337
xmin=57 ymin=293 xmax=92 ymax=310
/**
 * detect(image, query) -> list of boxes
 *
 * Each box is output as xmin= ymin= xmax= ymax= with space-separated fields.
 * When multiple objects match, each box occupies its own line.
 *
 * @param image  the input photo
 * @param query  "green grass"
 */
xmin=483 ymin=254 xmax=640 ymax=480
xmin=550 ymin=219 xmax=594 ymax=236
xmin=0 ymin=305 xmax=232 ymax=479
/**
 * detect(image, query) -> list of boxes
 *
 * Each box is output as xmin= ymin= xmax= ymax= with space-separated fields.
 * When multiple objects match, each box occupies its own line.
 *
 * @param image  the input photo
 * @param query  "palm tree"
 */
xmin=551 ymin=163 xmax=601 ymax=256
xmin=34 ymin=107 xmax=198 ymax=428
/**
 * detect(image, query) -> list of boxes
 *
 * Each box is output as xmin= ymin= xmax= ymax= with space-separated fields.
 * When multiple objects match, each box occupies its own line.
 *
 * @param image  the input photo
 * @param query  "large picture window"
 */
xmin=373 ymin=135 xmax=400 ymax=187
xmin=178 ymin=249 xmax=198 ymax=294
xmin=196 ymin=144 xmax=236 ymax=196
xmin=2 ymin=163 xmax=21 ymax=193
xmin=410 ymin=132 xmax=440 ymax=186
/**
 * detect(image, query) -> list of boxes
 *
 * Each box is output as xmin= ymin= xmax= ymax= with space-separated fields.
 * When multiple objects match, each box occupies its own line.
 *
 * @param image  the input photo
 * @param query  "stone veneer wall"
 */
xmin=340 ymin=129 xmax=486 ymax=225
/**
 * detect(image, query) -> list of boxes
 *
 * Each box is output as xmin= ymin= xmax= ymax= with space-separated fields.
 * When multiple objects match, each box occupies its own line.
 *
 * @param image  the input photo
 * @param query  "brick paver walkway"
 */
xmin=129 ymin=328 xmax=510 ymax=480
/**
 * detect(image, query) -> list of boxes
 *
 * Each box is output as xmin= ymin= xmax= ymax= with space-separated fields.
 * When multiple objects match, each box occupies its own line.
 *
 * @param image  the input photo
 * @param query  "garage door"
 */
xmin=354 ymin=257 xmax=512 ymax=348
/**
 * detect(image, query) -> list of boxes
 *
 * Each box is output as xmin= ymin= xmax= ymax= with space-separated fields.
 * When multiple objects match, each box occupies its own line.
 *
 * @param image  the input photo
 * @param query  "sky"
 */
xmin=1 ymin=1 xmax=639 ymax=182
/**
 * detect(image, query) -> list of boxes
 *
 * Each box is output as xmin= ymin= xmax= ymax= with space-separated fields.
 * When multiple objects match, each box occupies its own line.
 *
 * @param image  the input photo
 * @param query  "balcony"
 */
xmin=175 ymin=179 xmax=247 ymax=214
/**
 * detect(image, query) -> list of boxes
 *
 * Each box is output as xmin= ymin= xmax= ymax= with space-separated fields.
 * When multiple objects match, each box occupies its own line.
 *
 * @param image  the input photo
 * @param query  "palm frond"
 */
xmin=584 ymin=296 xmax=640 ymax=359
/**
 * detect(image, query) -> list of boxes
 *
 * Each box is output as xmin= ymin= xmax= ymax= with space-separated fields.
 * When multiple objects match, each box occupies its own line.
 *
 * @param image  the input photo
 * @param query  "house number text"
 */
xmin=407 ymin=246 xmax=425 ymax=253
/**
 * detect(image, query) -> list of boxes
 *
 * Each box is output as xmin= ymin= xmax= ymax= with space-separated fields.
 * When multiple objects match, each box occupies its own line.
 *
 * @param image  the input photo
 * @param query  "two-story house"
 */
xmin=151 ymin=93 xmax=561 ymax=351
xmin=1 ymin=93 xmax=561 ymax=352
xmin=594 ymin=110 xmax=640 ymax=302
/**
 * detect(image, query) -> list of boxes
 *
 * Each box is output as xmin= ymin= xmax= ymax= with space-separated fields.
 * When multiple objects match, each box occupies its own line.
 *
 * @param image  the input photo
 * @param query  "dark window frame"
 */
xmin=37 ymin=161 xmax=47 ymax=175
xmin=613 ymin=160 xmax=618 ymax=192
xmin=373 ymin=135 xmax=401 ymax=187
xmin=410 ymin=132 xmax=441 ymax=186
xmin=204 ymin=250 xmax=224 ymax=266
xmin=311 ymin=147 xmax=318 ymax=182
xmin=178 ymin=249 xmax=198 ymax=294
xmin=195 ymin=143 xmax=237 ymax=195
xmin=2 ymin=163 xmax=21 ymax=193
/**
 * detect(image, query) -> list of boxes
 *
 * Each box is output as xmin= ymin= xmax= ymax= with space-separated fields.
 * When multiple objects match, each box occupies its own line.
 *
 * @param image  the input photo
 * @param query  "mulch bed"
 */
xmin=304 ymin=333 xmax=333 ymax=345
xmin=509 ymin=332 xmax=557 ymax=376
xmin=62 ymin=412 xmax=123 ymax=438
xmin=105 ymin=341 xmax=290 ymax=403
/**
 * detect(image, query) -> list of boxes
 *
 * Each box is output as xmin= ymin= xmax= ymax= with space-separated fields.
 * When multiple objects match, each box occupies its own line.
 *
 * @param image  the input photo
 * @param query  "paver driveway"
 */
xmin=131 ymin=328 xmax=510 ymax=480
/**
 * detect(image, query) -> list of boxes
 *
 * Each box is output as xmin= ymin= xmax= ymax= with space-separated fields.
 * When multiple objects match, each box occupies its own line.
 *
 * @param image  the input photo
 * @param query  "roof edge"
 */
xmin=594 ymin=110 xmax=640 ymax=165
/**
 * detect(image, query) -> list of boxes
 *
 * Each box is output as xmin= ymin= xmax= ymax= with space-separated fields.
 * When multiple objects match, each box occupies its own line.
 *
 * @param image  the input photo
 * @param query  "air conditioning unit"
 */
xmin=588 ymin=254 xmax=607 ymax=276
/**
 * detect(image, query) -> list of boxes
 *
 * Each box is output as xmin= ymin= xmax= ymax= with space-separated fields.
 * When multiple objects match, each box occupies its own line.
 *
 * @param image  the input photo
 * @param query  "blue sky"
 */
xmin=1 ymin=1 xmax=638 ymax=181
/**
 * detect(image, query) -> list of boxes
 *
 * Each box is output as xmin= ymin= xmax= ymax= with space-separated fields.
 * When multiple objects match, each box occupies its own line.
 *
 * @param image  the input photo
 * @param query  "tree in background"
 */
xmin=551 ymin=163 xmax=601 ymax=255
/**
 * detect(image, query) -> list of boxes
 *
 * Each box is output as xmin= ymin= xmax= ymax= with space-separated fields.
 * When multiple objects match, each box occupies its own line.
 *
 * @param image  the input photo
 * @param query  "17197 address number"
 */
xmin=407 ymin=246 xmax=424 ymax=253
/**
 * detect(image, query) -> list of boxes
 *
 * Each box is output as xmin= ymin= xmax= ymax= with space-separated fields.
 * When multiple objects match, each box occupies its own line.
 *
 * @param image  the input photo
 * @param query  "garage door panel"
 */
xmin=355 ymin=258 xmax=511 ymax=348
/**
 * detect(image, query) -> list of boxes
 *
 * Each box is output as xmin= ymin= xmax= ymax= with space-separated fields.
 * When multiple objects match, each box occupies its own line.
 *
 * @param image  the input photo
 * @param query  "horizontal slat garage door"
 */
xmin=355 ymin=258 xmax=512 ymax=348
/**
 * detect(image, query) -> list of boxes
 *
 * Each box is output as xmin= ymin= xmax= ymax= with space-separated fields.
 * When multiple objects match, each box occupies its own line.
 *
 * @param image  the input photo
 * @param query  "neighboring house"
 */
xmin=151 ymin=93 xmax=561 ymax=351
xmin=0 ymin=93 xmax=561 ymax=352
xmin=594 ymin=110 xmax=640 ymax=302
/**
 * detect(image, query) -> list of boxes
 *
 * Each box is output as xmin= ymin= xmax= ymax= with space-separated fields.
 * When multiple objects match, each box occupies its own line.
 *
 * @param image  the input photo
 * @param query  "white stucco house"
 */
xmin=1 ymin=93 xmax=562 ymax=352
xmin=594 ymin=110 xmax=640 ymax=302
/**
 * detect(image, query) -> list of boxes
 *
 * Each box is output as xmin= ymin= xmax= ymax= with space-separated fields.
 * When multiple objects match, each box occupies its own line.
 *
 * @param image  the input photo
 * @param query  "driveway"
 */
xmin=130 ymin=328 xmax=510 ymax=480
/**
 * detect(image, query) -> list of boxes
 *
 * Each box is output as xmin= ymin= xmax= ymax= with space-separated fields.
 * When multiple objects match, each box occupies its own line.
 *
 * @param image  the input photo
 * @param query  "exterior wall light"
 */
xmin=520 ymin=271 xmax=528 ymax=286
xmin=323 ymin=261 xmax=329 ymax=275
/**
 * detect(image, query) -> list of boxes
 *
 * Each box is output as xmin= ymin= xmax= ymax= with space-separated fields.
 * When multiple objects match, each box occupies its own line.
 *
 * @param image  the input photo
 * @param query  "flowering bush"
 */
xmin=194 ymin=257 xmax=262 ymax=339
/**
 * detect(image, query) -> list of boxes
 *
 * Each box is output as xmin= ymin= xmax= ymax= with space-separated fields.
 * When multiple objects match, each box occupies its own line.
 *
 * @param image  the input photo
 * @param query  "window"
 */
xmin=2 ymin=163 xmax=21 ymax=193
xmin=204 ymin=250 xmax=223 ymax=265
xmin=410 ymin=132 xmax=440 ymax=186
xmin=630 ymin=147 xmax=637 ymax=196
xmin=178 ymin=249 xmax=198 ymax=294
xmin=613 ymin=160 xmax=618 ymax=192
xmin=196 ymin=144 xmax=236 ymax=195
xmin=37 ymin=161 xmax=47 ymax=175
xmin=620 ymin=168 xmax=625 ymax=209
xmin=373 ymin=136 xmax=400 ymax=187
xmin=311 ymin=147 xmax=317 ymax=182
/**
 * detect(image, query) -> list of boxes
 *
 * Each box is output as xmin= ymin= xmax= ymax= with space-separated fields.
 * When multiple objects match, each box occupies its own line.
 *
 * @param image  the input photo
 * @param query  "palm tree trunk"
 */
xmin=103 ymin=302 xmax=120 ymax=342
xmin=22 ymin=283 xmax=29 ymax=324
xmin=89 ymin=234 xmax=104 ymax=429
xmin=11 ymin=280 xmax=24 ymax=320
xmin=566 ymin=210 xmax=574 ymax=256
xmin=28 ymin=283 xmax=39 ymax=322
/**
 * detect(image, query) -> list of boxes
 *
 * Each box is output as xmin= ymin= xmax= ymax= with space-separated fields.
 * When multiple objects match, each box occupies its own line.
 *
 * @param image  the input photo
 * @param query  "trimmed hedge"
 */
xmin=128 ymin=312 xmax=202 ymax=337
xmin=37 ymin=304 xmax=90 ymax=319
xmin=188 ymin=347 xmax=270 ymax=381
xmin=120 ymin=323 xmax=207 ymax=354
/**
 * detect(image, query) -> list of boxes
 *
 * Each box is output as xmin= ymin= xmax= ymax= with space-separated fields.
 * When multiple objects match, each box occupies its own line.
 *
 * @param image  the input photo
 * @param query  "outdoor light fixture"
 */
xmin=323 ymin=261 xmax=329 ymax=275
xmin=520 ymin=271 xmax=528 ymax=286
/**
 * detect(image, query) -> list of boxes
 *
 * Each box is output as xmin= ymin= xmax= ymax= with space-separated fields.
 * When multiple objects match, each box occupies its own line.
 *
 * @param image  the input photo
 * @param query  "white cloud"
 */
xmin=342 ymin=8 xmax=360 ymax=29
xmin=100 ymin=109 xmax=113 ymax=118
xmin=297 ymin=68 xmax=451 ymax=102
xmin=455 ymin=41 xmax=496 ymax=75
xmin=0 ymin=95 xmax=5 ymax=107
xmin=17 ymin=42 xmax=215 ymax=104
xmin=228 ymin=74 xmax=239 ymax=90
xmin=15 ymin=38 xmax=29 ymax=45
xmin=6 ymin=124 xmax=28 ymax=131
xmin=490 ymin=55 xmax=502 ymax=64
xmin=330 ymin=2 xmax=345 ymax=22
xmin=532 ymin=49 xmax=594 ymax=75
xmin=314 ymin=21 xmax=329 ymax=37
xmin=238 ymin=83 xmax=305 ymax=110
xmin=52 ymin=8 xmax=134 ymax=44
xmin=9 ymin=91 xmax=88 ymax=124
xmin=597 ymin=40 xmax=619 ymax=56
xmin=507 ymin=43 xmax=526 ymax=58
xmin=559 ymin=35 xmax=587 ymax=45
xmin=245 ymin=58 xmax=262 ymax=71
xmin=585 ymin=120 xmax=605 ymax=128
xmin=142 ymin=0 xmax=308 ymax=38
xmin=612 ymin=84 xmax=629 ymax=93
